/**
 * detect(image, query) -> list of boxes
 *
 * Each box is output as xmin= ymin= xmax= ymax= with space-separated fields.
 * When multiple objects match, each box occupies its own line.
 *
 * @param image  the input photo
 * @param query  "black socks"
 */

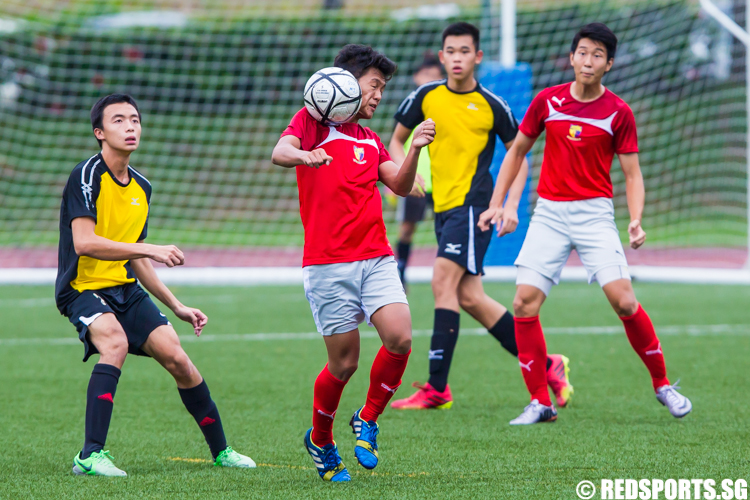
xmin=82 ymin=363 xmax=121 ymax=459
xmin=488 ymin=311 xmax=518 ymax=357
xmin=396 ymin=241 xmax=411 ymax=284
xmin=178 ymin=380 xmax=227 ymax=460
xmin=427 ymin=309 xmax=460 ymax=392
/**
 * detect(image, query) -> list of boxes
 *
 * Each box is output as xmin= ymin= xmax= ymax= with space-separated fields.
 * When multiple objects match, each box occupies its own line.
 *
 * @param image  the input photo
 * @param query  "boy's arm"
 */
xmin=71 ymin=217 xmax=184 ymax=267
xmin=271 ymin=135 xmax=332 ymax=169
xmin=618 ymin=152 xmax=647 ymax=249
xmin=387 ymin=123 xmax=413 ymax=166
xmin=379 ymin=120 xmax=435 ymax=197
xmin=494 ymin=139 xmax=531 ymax=236
xmin=130 ymin=254 xmax=208 ymax=336
xmin=478 ymin=131 xmax=536 ymax=234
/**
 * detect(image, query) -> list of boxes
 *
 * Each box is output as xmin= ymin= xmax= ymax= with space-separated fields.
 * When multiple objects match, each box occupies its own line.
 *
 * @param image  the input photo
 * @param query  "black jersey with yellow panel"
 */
xmin=394 ymin=79 xmax=518 ymax=213
xmin=55 ymin=153 xmax=152 ymax=313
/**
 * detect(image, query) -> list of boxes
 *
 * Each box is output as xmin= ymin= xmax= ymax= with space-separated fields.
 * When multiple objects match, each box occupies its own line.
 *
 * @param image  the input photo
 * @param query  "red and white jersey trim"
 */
xmin=544 ymin=100 xmax=618 ymax=136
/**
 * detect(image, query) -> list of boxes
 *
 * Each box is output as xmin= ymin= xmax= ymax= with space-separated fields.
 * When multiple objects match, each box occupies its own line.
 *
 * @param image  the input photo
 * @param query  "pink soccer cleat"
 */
xmin=390 ymin=382 xmax=453 ymax=410
xmin=547 ymin=354 xmax=574 ymax=407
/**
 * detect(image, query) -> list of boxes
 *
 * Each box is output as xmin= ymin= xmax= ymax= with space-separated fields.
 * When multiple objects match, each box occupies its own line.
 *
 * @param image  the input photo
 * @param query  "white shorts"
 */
xmin=515 ymin=197 xmax=630 ymax=295
xmin=302 ymin=255 xmax=408 ymax=336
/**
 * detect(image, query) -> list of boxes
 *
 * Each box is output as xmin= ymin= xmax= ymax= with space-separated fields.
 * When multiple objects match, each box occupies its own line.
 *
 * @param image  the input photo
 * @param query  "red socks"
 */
xmin=311 ymin=365 xmax=347 ymax=447
xmin=360 ymin=347 xmax=411 ymax=422
xmin=621 ymin=304 xmax=669 ymax=391
xmin=514 ymin=316 xmax=552 ymax=406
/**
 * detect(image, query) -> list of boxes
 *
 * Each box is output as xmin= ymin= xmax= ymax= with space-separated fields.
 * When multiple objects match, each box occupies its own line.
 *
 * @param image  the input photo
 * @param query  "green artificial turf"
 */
xmin=0 ymin=282 xmax=748 ymax=499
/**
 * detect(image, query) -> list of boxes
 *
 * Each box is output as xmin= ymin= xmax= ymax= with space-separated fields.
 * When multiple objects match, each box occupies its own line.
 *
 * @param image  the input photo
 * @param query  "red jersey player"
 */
xmin=271 ymin=45 xmax=435 ymax=481
xmin=479 ymin=23 xmax=692 ymax=424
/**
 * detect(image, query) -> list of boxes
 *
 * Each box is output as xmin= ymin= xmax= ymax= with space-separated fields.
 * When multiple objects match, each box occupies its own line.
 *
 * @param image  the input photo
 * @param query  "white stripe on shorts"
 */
xmin=468 ymin=206 xmax=476 ymax=274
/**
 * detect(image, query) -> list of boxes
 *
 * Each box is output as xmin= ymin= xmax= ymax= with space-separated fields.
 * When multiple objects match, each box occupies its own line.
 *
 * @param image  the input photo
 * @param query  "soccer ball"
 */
xmin=303 ymin=67 xmax=362 ymax=125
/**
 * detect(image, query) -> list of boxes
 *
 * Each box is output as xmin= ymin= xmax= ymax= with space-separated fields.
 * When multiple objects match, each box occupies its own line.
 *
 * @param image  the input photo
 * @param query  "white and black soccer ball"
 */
xmin=303 ymin=67 xmax=362 ymax=125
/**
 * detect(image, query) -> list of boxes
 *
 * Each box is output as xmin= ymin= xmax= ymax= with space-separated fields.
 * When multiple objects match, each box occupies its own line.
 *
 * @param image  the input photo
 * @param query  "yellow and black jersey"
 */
xmin=55 ymin=153 xmax=152 ymax=312
xmin=394 ymin=79 xmax=518 ymax=213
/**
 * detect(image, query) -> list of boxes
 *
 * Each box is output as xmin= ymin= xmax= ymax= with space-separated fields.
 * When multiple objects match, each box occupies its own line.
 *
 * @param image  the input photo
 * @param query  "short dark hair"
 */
xmin=442 ymin=22 xmax=480 ymax=50
xmin=571 ymin=23 xmax=618 ymax=60
xmin=334 ymin=44 xmax=397 ymax=81
xmin=90 ymin=93 xmax=141 ymax=147
xmin=415 ymin=52 xmax=442 ymax=75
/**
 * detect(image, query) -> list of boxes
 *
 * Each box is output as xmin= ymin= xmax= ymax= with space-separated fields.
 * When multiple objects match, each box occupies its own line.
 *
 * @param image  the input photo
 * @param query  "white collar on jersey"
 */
xmin=544 ymin=100 xmax=617 ymax=136
xmin=317 ymin=126 xmax=379 ymax=150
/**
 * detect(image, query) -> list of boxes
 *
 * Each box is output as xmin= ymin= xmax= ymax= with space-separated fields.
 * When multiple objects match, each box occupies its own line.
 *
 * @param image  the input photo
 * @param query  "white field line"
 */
xmin=1 ymin=324 xmax=749 ymax=347
xmin=3 ymin=265 xmax=750 ymax=285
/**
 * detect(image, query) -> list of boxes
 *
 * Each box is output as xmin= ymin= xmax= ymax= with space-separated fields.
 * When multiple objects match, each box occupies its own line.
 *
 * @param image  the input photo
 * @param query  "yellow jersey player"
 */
xmin=56 ymin=94 xmax=255 ymax=476
xmin=389 ymin=22 xmax=573 ymax=411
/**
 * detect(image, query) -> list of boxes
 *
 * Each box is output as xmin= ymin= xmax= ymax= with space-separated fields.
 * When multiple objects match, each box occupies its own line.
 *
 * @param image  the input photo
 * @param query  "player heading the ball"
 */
xmin=56 ymin=94 xmax=255 ymax=476
xmin=478 ymin=23 xmax=692 ymax=425
xmin=272 ymin=45 xmax=435 ymax=483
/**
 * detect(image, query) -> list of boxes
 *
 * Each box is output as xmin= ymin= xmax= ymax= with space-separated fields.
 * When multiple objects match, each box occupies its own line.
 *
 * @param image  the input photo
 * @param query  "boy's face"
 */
xmin=439 ymin=35 xmax=483 ymax=81
xmin=570 ymin=38 xmax=613 ymax=85
xmin=413 ymin=66 xmax=443 ymax=87
xmin=95 ymin=102 xmax=141 ymax=152
xmin=355 ymin=67 xmax=387 ymax=120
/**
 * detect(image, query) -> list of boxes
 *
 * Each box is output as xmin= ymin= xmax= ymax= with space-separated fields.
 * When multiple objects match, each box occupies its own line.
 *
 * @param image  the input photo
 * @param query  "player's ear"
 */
xmin=475 ymin=49 xmax=483 ymax=64
xmin=569 ymin=52 xmax=575 ymax=68
xmin=438 ymin=50 xmax=445 ymax=64
xmin=605 ymin=58 xmax=614 ymax=73
xmin=94 ymin=128 xmax=105 ymax=142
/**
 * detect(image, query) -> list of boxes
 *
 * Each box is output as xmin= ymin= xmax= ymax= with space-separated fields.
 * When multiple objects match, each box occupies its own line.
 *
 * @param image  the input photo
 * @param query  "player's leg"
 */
xmin=456 ymin=274 xmax=573 ymax=406
xmin=302 ymin=329 xmax=358 ymax=482
xmin=600 ymin=277 xmax=692 ymax=417
xmin=302 ymin=262 xmax=367 ymax=482
xmin=72 ymin=309 xmax=129 ymax=476
xmin=509 ymin=200 xmax=573 ymax=424
xmin=139 ymin=324 xmax=254 ymax=467
xmin=351 ymin=257 xmax=411 ymax=469
xmin=573 ymin=197 xmax=691 ymax=418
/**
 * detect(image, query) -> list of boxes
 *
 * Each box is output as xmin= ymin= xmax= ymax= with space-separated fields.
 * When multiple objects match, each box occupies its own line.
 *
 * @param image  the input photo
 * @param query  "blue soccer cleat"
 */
xmin=303 ymin=428 xmax=350 ymax=482
xmin=349 ymin=406 xmax=379 ymax=470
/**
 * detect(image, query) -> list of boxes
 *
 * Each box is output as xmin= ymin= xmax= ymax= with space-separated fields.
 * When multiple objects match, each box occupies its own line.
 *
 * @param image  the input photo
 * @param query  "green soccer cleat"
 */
xmin=72 ymin=450 xmax=127 ymax=477
xmin=214 ymin=446 xmax=256 ymax=468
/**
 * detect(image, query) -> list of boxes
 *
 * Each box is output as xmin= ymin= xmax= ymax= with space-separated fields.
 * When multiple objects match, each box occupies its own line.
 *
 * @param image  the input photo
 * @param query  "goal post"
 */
xmin=699 ymin=0 xmax=750 ymax=267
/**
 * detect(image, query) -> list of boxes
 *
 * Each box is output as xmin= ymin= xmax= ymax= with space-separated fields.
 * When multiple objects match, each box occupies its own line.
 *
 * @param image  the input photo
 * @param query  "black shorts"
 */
xmin=396 ymin=193 xmax=433 ymax=223
xmin=64 ymin=282 xmax=170 ymax=362
xmin=434 ymin=205 xmax=492 ymax=275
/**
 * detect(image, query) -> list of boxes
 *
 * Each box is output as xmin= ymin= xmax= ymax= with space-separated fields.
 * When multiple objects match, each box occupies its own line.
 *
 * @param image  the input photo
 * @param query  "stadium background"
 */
xmin=0 ymin=0 xmax=746 ymax=270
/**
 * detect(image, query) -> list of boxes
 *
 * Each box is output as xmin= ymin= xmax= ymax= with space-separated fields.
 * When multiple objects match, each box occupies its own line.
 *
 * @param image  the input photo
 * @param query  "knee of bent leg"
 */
xmin=166 ymin=351 xmax=195 ymax=380
xmin=458 ymin=288 xmax=482 ymax=313
xmin=614 ymin=295 xmax=639 ymax=317
xmin=385 ymin=334 xmax=412 ymax=355
xmin=513 ymin=291 xmax=540 ymax=318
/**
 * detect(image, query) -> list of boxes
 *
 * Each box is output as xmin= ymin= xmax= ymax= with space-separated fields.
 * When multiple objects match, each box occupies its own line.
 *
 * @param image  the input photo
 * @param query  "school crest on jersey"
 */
xmin=353 ymin=146 xmax=367 ymax=165
xmin=567 ymin=124 xmax=582 ymax=141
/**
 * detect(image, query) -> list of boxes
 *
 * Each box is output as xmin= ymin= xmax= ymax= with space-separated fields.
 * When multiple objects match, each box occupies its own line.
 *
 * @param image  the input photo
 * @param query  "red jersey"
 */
xmin=519 ymin=82 xmax=638 ymax=201
xmin=281 ymin=108 xmax=394 ymax=267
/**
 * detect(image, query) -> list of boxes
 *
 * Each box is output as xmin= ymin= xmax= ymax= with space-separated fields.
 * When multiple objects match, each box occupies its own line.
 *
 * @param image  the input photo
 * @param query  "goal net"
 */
xmin=0 ymin=0 xmax=746 ymax=268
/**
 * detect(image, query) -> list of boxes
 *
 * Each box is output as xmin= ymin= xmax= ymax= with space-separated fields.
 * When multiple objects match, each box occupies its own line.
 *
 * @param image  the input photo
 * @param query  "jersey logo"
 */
xmin=444 ymin=243 xmax=462 ymax=255
xmin=353 ymin=146 xmax=367 ymax=165
xmin=467 ymin=102 xmax=479 ymax=111
xmin=567 ymin=124 xmax=583 ymax=141
xmin=551 ymin=96 xmax=566 ymax=107
xmin=131 ymin=197 xmax=140 ymax=206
